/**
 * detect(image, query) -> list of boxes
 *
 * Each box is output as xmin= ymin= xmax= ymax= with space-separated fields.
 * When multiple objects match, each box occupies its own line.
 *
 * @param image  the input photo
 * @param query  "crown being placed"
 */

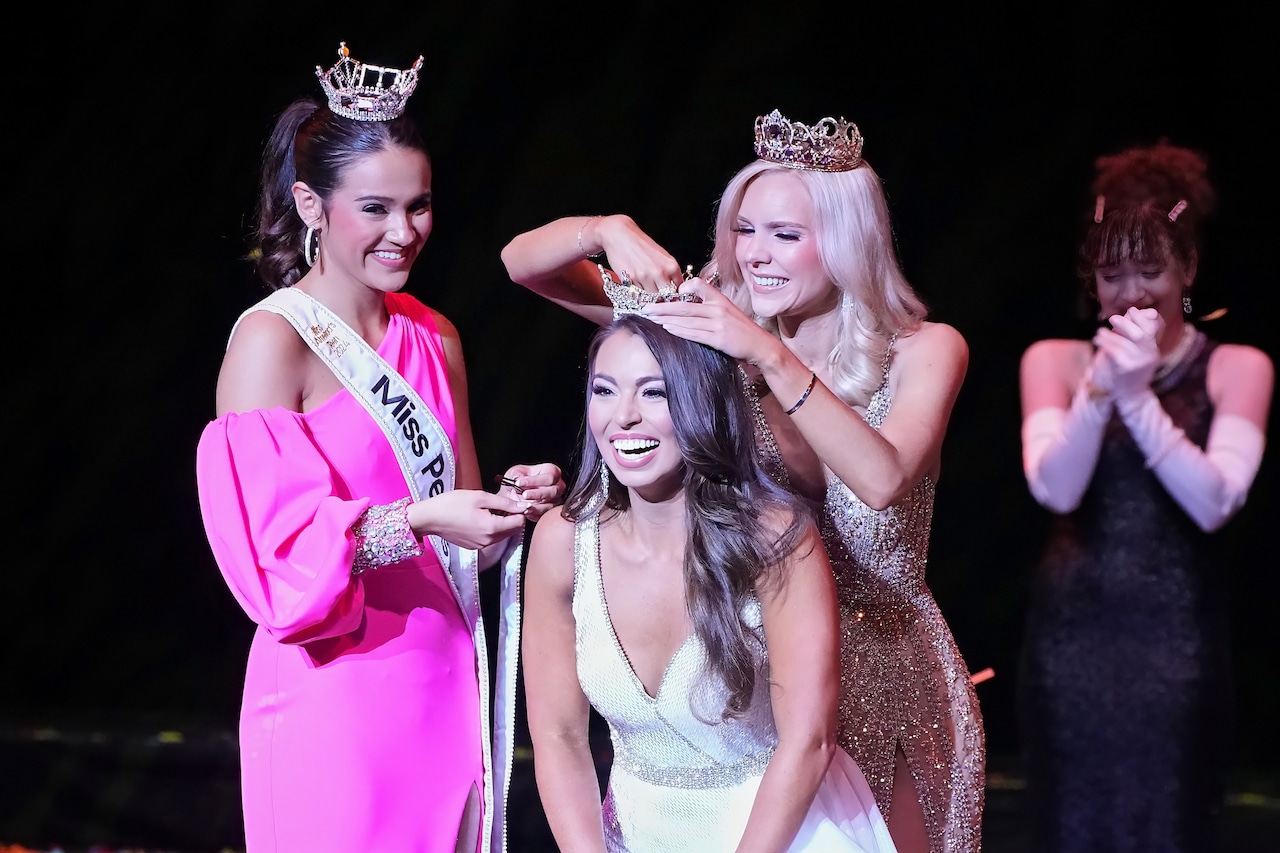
xmin=316 ymin=42 xmax=423 ymax=122
xmin=601 ymin=266 xmax=699 ymax=320
xmin=754 ymin=109 xmax=864 ymax=172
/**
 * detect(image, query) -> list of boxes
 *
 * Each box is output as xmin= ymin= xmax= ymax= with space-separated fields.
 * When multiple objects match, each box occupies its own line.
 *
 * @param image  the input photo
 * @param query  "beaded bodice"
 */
xmin=820 ymin=375 xmax=936 ymax=597
xmin=573 ymin=513 xmax=779 ymax=850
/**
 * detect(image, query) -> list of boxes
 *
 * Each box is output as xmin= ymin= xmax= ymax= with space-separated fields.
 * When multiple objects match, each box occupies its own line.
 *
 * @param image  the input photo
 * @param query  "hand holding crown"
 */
xmin=637 ymin=272 xmax=782 ymax=371
xmin=585 ymin=214 xmax=686 ymax=298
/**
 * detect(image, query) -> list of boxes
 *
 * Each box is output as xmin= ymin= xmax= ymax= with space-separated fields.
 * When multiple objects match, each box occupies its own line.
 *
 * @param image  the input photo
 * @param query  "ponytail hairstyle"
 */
xmin=250 ymin=100 xmax=428 ymax=290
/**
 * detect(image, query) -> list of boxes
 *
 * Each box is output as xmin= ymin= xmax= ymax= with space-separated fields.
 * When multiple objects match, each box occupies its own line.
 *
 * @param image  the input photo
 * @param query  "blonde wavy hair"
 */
xmin=706 ymin=159 xmax=927 ymax=409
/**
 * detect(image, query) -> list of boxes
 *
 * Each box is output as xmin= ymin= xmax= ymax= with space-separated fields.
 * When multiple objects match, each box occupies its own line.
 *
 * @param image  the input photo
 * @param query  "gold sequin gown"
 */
xmin=750 ymin=352 xmax=985 ymax=853
xmin=573 ymin=513 xmax=899 ymax=852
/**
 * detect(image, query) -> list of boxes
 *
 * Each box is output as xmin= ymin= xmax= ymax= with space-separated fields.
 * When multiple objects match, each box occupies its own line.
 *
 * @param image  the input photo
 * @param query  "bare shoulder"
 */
xmin=895 ymin=321 xmax=968 ymax=375
xmin=890 ymin=322 xmax=968 ymax=399
xmin=216 ymin=309 xmax=310 ymax=415
xmin=901 ymin=320 xmax=966 ymax=356
xmin=1209 ymin=341 xmax=1275 ymax=377
xmin=1207 ymin=342 xmax=1275 ymax=415
xmin=531 ymin=505 xmax=574 ymax=543
xmin=526 ymin=508 xmax=577 ymax=602
xmin=757 ymin=503 xmax=822 ymax=565
xmin=756 ymin=509 xmax=829 ymax=599
xmin=1021 ymin=337 xmax=1092 ymax=376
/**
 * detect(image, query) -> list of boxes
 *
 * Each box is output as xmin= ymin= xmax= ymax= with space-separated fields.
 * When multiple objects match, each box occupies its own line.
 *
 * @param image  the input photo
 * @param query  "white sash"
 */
xmin=232 ymin=287 xmax=521 ymax=853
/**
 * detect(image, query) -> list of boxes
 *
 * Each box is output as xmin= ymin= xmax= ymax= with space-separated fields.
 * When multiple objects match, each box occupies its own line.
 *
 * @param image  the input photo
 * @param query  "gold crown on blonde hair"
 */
xmin=316 ymin=42 xmax=423 ymax=122
xmin=754 ymin=108 xmax=864 ymax=172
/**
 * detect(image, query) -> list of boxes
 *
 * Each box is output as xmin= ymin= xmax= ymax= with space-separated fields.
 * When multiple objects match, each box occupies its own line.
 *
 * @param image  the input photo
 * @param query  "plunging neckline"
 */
xmin=593 ymin=519 xmax=696 ymax=702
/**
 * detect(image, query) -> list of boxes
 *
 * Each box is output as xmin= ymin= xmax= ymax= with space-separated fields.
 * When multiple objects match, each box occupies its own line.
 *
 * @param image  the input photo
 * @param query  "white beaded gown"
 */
xmin=573 ymin=512 xmax=898 ymax=853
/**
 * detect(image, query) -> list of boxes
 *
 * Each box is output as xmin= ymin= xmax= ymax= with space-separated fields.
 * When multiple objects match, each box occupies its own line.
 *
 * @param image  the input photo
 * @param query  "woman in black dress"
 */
xmin=1016 ymin=141 xmax=1274 ymax=852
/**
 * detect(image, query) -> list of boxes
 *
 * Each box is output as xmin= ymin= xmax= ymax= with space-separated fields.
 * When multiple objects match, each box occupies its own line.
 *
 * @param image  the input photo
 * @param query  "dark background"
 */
xmin=7 ymin=0 xmax=1277 ymax=844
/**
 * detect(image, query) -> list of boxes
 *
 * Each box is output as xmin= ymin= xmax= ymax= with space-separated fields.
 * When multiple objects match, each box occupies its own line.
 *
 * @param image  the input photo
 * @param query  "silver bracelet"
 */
xmin=577 ymin=215 xmax=603 ymax=259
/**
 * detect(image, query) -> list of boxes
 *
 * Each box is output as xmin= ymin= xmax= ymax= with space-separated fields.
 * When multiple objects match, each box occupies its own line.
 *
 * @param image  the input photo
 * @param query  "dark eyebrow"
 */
xmin=590 ymin=372 xmax=665 ymax=385
xmin=353 ymin=192 xmax=432 ymax=205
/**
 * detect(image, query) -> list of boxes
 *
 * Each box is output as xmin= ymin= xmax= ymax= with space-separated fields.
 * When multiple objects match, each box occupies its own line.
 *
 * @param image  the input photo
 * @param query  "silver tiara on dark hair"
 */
xmin=754 ymin=108 xmax=864 ymax=172
xmin=601 ymin=266 xmax=699 ymax=320
xmin=316 ymin=42 xmax=423 ymax=122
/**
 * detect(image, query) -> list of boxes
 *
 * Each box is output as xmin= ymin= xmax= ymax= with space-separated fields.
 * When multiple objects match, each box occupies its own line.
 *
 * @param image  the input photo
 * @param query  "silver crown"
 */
xmin=316 ymin=42 xmax=423 ymax=122
xmin=754 ymin=108 xmax=864 ymax=172
xmin=601 ymin=266 xmax=699 ymax=320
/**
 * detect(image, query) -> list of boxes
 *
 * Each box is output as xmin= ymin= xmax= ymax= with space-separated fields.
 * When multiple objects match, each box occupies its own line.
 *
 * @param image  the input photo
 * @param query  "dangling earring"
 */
xmin=1182 ymin=287 xmax=1193 ymax=315
xmin=598 ymin=460 xmax=611 ymax=502
xmin=303 ymin=225 xmax=320 ymax=267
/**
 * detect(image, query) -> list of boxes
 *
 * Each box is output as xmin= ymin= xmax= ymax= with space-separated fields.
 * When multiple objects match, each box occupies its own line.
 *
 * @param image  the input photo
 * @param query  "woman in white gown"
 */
xmin=521 ymin=302 xmax=896 ymax=852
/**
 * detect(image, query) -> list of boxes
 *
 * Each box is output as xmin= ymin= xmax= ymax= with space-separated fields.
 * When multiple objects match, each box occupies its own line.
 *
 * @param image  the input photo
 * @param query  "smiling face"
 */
xmin=732 ymin=170 xmax=837 ymax=322
xmin=1094 ymin=257 xmax=1191 ymax=327
xmin=588 ymin=329 xmax=685 ymax=502
xmin=1079 ymin=202 xmax=1199 ymax=336
xmin=314 ymin=144 xmax=433 ymax=293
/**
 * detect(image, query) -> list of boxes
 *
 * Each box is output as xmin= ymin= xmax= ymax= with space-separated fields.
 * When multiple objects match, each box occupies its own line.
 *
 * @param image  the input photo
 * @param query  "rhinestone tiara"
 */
xmin=315 ymin=42 xmax=423 ymax=122
xmin=753 ymin=108 xmax=864 ymax=172
xmin=601 ymin=266 xmax=699 ymax=320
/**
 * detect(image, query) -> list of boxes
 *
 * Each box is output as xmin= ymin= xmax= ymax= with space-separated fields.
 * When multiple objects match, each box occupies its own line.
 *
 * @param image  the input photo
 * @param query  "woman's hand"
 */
xmin=593 ymin=214 xmax=685 ymax=292
xmin=408 ymin=489 xmax=529 ymax=549
xmin=1091 ymin=306 xmax=1164 ymax=399
xmin=640 ymin=276 xmax=780 ymax=366
xmin=499 ymin=462 xmax=567 ymax=522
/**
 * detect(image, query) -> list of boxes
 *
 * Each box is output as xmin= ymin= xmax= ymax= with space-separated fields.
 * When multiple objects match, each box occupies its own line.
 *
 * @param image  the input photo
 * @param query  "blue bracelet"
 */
xmin=784 ymin=372 xmax=818 ymax=415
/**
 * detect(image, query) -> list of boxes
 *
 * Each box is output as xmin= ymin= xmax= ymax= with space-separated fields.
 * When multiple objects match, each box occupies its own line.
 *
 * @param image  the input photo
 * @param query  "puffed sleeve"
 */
xmin=196 ymin=408 xmax=371 ymax=645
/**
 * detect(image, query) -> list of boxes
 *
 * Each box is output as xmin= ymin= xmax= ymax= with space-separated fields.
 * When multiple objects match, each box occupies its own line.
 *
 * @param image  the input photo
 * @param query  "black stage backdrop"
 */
xmin=8 ymin=0 xmax=1276 ymax=791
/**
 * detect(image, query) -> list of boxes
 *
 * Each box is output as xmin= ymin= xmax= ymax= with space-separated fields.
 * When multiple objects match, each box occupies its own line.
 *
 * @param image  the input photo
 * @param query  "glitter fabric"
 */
xmin=1019 ymin=335 xmax=1232 ymax=852
xmin=820 ymin=373 xmax=985 ymax=853
xmin=351 ymin=496 xmax=425 ymax=575
xmin=741 ymin=369 xmax=790 ymax=490
xmin=752 ymin=342 xmax=985 ymax=853
xmin=572 ymin=514 xmax=898 ymax=852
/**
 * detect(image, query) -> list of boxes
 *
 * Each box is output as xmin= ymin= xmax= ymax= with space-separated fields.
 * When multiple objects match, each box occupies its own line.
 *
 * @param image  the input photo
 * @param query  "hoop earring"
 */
xmin=303 ymin=225 xmax=320 ymax=267
xmin=1182 ymin=287 xmax=1193 ymax=315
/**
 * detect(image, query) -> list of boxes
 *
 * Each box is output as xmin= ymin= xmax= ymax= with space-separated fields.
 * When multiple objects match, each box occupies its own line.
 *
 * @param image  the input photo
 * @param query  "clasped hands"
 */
xmin=1087 ymin=306 xmax=1165 ymax=400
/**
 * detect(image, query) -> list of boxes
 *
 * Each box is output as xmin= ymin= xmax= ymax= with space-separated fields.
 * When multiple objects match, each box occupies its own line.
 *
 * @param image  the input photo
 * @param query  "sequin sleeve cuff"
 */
xmin=351 ymin=497 xmax=425 ymax=575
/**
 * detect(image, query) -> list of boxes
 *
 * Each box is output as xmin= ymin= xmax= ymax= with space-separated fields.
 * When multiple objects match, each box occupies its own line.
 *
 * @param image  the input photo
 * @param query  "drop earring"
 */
xmin=1182 ymin=287 xmax=1193 ymax=315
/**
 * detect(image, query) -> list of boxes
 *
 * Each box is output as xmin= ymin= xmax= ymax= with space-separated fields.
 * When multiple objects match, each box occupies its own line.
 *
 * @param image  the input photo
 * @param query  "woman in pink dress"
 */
xmin=195 ymin=42 xmax=563 ymax=852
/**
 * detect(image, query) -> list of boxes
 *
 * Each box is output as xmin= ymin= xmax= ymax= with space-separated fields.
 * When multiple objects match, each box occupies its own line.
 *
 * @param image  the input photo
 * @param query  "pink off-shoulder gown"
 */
xmin=196 ymin=292 xmax=484 ymax=852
